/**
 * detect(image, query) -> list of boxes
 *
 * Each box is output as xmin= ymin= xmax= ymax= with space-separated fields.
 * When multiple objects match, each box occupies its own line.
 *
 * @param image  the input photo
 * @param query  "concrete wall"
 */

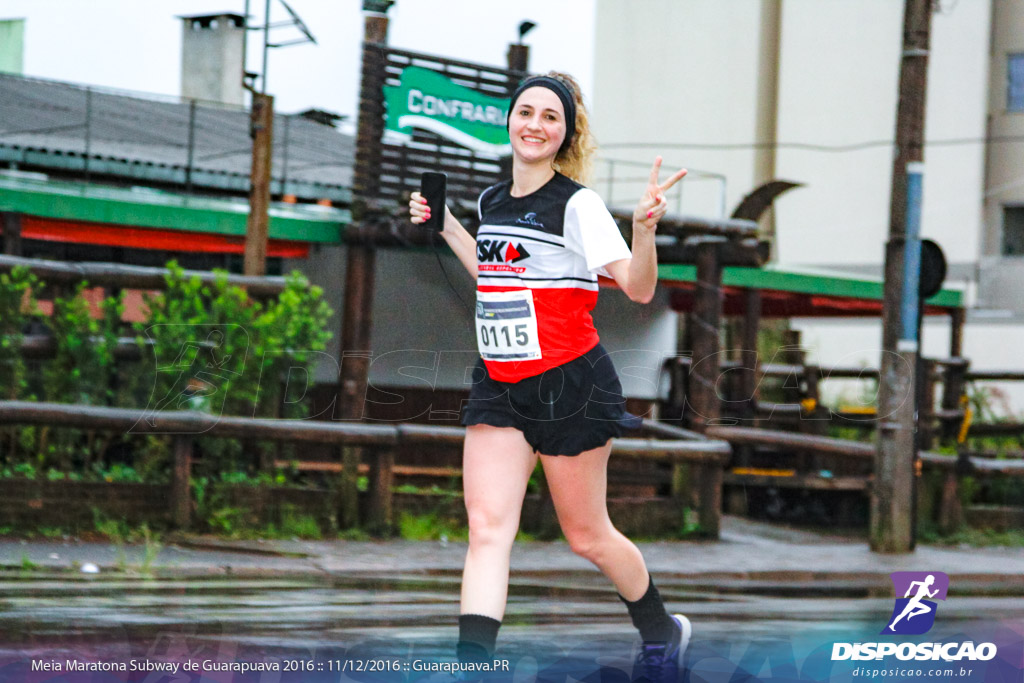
xmin=590 ymin=0 xmax=1024 ymax=410
xmin=591 ymin=0 xmax=762 ymax=218
xmin=592 ymin=0 xmax=990 ymax=277
xmin=283 ymin=246 xmax=675 ymax=401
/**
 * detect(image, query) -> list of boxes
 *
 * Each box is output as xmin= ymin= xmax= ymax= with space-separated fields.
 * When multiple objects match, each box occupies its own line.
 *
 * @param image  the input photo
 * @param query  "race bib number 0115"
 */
xmin=475 ymin=290 xmax=542 ymax=362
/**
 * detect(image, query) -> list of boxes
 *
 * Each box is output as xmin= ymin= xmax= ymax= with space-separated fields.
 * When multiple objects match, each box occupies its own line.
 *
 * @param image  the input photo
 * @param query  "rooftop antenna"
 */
xmin=241 ymin=0 xmax=318 ymax=95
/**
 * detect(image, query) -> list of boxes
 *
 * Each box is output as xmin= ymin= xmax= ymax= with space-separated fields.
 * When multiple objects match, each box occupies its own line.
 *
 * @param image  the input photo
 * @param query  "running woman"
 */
xmin=409 ymin=72 xmax=689 ymax=681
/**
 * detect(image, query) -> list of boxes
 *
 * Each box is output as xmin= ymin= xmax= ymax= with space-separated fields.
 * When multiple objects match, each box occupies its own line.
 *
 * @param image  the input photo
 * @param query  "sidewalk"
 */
xmin=2 ymin=517 xmax=1022 ymax=590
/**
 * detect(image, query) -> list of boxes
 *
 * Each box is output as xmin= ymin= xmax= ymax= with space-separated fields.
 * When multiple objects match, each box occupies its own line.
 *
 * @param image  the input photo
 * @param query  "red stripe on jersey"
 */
xmin=478 ymin=285 xmax=600 ymax=383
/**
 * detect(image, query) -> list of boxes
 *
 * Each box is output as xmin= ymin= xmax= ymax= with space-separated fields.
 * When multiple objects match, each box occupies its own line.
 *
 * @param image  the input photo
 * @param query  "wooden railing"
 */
xmin=704 ymin=425 xmax=1024 ymax=531
xmin=0 ymin=254 xmax=290 ymax=298
xmin=0 ymin=401 xmax=732 ymax=537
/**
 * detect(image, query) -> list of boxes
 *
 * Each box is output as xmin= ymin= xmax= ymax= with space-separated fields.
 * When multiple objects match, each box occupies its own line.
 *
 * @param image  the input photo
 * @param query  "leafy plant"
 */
xmin=93 ymin=463 xmax=143 ymax=483
xmin=0 ymin=266 xmax=40 ymax=401
xmin=92 ymin=508 xmax=132 ymax=542
xmin=206 ymin=506 xmax=248 ymax=536
xmin=43 ymin=281 xmax=121 ymax=405
xmin=0 ymin=267 xmax=41 ymax=468
xmin=133 ymin=262 xmax=334 ymax=473
xmin=34 ymin=282 xmax=124 ymax=471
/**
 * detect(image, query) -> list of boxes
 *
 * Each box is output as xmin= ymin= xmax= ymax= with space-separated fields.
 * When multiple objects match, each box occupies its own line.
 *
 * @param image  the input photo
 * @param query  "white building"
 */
xmin=590 ymin=0 xmax=1024 ymax=412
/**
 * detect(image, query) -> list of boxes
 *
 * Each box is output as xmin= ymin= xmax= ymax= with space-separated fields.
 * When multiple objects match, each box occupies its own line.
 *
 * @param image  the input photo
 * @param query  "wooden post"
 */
xmin=939 ymin=308 xmax=967 ymax=444
xmin=688 ymin=237 xmax=725 ymax=538
xmin=244 ymin=92 xmax=274 ymax=277
xmin=919 ymin=358 xmax=937 ymax=450
xmin=740 ymin=289 xmax=761 ymax=425
xmin=171 ymin=435 xmax=193 ymax=529
xmin=937 ymin=469 xmax=962 ymax=534
xmin=940 ymin=358 xmax=969 ymax=444
xmin=727 ymin=288 xmax=761 ymax=479
xmin=948 ymin=307 xmax=964 ymax=358
xmin=365 ymin=447 xmax=395 ymax=535
xmin=781 ymin=329 xmax=805 ymax=406
xmin=336 ymin=6 xmax=391 ymax=530
xmin=1 ymin=213 xmax=23 ymax=256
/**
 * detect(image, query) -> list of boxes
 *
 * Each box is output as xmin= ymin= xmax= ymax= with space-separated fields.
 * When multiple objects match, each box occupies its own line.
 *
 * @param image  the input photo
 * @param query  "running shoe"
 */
xmin=632 ymin=614 xmax=692 ymax=682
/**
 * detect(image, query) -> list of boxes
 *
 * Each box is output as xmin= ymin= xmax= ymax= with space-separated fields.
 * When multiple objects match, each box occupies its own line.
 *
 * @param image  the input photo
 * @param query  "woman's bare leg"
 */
xmin=539 ymin=439 xmax=648 ymax=600
xmin=460 ymin=424 xmax=538 ymax=618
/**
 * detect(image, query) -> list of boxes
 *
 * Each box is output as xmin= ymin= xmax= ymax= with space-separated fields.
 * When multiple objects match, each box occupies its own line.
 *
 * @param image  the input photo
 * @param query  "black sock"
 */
xmin=457 ymin=614 xmax=501 ymax=662
xmin=619 ymin=576 xmax=679 ymax=643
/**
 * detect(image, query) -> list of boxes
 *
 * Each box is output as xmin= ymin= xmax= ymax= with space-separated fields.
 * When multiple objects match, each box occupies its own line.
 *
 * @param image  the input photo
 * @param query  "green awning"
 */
xmin=658 ymin=262 xmax=962 ymax=316
xmin=0 ymin=174 xmax=348 ymax=244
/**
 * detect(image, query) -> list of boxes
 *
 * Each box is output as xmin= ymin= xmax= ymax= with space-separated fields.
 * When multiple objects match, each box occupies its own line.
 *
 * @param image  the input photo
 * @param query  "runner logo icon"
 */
xmin=882 ymin=571 xmax=949 ymax=635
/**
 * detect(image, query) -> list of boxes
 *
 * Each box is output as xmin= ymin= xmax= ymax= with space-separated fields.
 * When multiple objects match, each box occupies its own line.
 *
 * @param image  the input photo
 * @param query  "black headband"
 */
xmin=506 ymin=75 xmax=577 ymax=154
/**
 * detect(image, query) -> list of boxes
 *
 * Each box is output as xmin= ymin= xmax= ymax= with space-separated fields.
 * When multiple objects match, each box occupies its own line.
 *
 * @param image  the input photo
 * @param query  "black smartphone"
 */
xmin=420 ymin=172 xmax=447 ymax=232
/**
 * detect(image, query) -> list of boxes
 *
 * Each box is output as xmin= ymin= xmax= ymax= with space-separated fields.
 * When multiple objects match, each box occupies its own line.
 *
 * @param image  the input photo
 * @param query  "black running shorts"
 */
xmin=460 ymin=342 xmax=643 ymax=456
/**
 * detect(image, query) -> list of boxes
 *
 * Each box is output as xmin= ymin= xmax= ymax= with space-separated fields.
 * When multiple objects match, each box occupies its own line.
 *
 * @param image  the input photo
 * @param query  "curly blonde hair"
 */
xmin=546 ymin=71 xmax=596 ymax=186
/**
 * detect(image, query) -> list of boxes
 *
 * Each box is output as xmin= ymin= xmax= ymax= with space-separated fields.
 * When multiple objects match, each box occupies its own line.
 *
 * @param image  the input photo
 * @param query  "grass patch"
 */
xmin=398 ymin=512 xmax=467 ymax=541
xmin=258 ymin=506 xmax=324 ymax=540
xmin=396 ymin=512 xmax=540 ymax=542
xmin=90 ymin=511 xmax=162 ymax=573
xmin=919 ymin=526 xmax=1024 ymax=548
xmin=337 ymin=527 xmax=372 ymax=541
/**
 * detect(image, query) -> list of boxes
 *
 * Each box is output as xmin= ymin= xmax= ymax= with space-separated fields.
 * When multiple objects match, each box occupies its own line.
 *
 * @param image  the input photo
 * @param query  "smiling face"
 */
xmin=508 ymin=86 xmax=568 ymax=166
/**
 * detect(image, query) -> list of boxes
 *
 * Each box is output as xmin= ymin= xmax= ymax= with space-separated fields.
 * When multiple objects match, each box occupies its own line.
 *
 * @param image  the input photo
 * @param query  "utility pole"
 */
xmin=241 ymin=0 xmax=315 ymax=276
xmin=244 ymin=91 xmax=274 ymax=276
xmin=753 ymin=0 xmax=782 ymax=255
xmin=872 ymin=0 xmax=933 ymax=553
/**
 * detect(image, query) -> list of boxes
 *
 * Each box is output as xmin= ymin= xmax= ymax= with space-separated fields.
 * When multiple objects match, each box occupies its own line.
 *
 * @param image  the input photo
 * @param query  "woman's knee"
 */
xmin=466 ymin=505 xmax=518 ymax=551
xmin=563 ymin=524 xmax=618 ymax=562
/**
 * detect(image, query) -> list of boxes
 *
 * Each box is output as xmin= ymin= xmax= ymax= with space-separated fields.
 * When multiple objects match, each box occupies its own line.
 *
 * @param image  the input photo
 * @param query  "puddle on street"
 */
xmin=0 ymin=571 xmax=1021 ymax=680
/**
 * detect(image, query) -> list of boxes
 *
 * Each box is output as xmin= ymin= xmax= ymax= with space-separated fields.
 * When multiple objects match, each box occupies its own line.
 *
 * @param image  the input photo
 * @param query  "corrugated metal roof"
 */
xmin=0 ymin=73 xmax=354 ymax=201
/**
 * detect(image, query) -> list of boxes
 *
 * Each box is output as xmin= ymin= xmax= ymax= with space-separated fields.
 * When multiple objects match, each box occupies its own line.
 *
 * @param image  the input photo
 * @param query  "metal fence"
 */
xmin=0 ymin=73 xmax=353 ymax=202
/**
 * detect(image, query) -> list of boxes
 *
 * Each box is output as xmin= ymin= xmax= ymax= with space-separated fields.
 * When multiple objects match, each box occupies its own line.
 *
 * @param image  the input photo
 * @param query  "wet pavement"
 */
xmin=4 ymin=517 xmax=1024 ymax=584
xmin=0 ymin=518 xmax=1021 ymax=681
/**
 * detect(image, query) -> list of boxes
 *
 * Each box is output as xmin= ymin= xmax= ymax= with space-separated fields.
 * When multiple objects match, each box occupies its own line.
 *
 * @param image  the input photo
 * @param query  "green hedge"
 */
xmin=0 ymin=261 xmax=334 ymax=481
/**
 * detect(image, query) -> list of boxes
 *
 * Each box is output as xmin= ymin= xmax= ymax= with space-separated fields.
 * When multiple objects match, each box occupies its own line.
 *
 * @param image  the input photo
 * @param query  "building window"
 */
xmin=1010 ymin=53 xmax=1024 ymax=113
xmin=1003 ymin=206 xmax=1024 ymax=256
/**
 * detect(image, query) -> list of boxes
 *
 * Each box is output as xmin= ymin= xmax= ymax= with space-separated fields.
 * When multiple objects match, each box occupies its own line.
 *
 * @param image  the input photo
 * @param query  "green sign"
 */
xmin=383 ymin=66 xmax=512 ymax=156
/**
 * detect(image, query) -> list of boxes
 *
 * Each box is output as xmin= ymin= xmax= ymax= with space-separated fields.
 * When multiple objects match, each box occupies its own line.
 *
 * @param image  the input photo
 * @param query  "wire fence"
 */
xmin=594 ymin=157 xmax=728 ymax=217
xmin=0 ymin=73 xmax=353 ymax=201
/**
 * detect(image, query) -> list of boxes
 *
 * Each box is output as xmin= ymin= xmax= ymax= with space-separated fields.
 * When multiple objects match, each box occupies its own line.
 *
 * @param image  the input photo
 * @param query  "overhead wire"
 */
xmin=601 ymin=135 xmax=1024 ymax=153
